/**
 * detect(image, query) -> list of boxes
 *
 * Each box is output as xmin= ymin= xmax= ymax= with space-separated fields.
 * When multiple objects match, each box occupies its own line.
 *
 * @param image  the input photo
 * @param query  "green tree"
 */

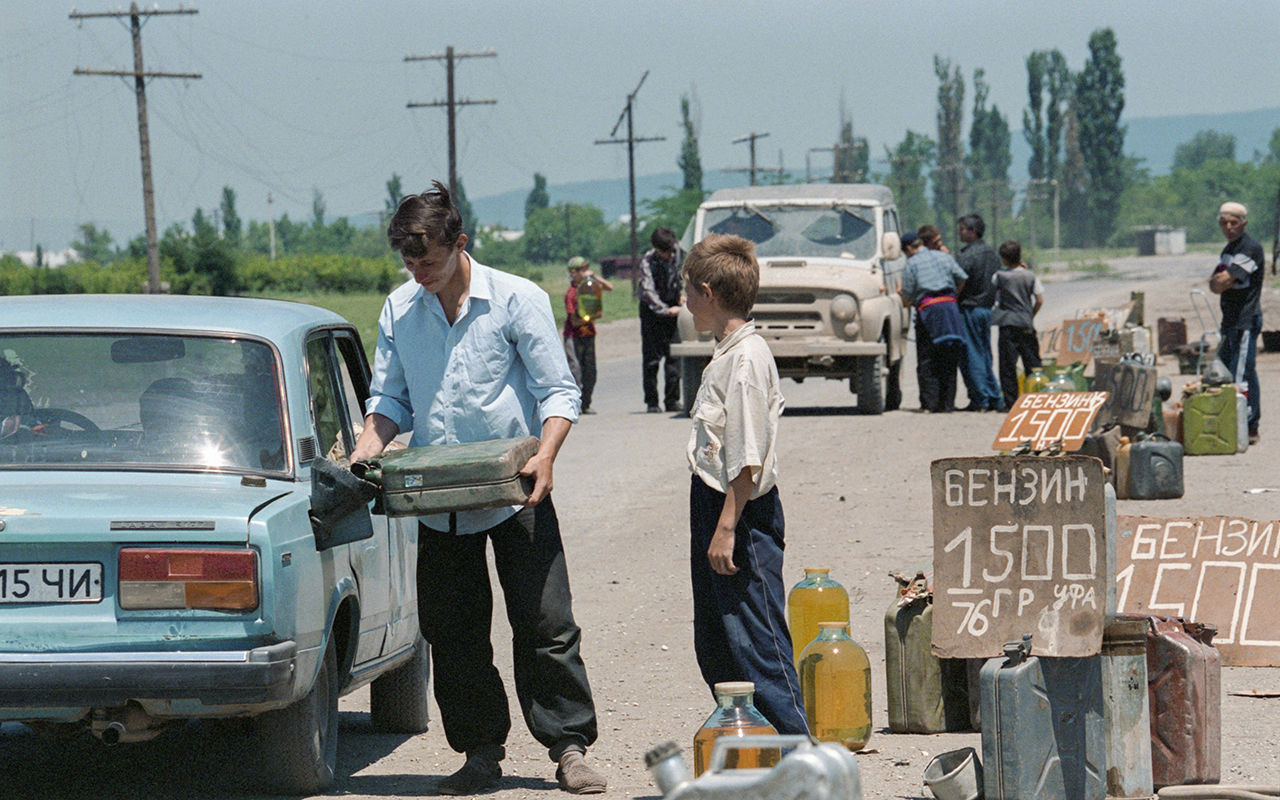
xmin=832 ymin=106 xmax=869 ymax=184
xmin=1044 ymin=50 xmax=1072 ymax=184
xmin=71 ymin=223 xmax=115 ymax=264
xmin=1061 ymin=104 xmax=1090 ymax=246
xmin=1074 ymin=28 xmax=1127 ymax=245
xmin=1173 ymin=130 xmax=1236 ymax=171
xmin=931 ymin=56 xmax=966 ymax=227
xmin=967 ymin=69 xmax=1013 ymax=238
xmin=311 ymin=188 xmax=326 ymax=228
xmin=679 ymin=94 xmax=703 ymax=193
xmin=219 ymin=186 xmax=242 ymax=246
xmin=385 ymin=173 xmax=403 ymax=218
xmin=642 ymin=189 xmax=704 ymax=240
xmin=525 ymin=173 xmax=550 ymax=222
xmin=523 ymin=203 xmax=607 ymax=264
xmin=1024 ymin=52 xmax=1047 ymax=182
xmin=882 ymin=130 xmax=936 ymax=229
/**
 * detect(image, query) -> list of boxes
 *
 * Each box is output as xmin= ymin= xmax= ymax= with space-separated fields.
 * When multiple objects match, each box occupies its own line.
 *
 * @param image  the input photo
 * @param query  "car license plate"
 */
xmin=0 ymin=563 xmax=103 ymax=603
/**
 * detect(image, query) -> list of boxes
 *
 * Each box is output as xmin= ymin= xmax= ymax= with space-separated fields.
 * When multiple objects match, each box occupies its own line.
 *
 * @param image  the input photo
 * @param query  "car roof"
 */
xmin=0 ymin=294 xmax=350 ymax=340
xmin=704 ymin=183 xmax=894 ymax=205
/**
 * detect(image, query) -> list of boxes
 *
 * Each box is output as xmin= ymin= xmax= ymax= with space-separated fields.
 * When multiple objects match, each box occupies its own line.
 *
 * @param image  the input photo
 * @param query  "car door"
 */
xmin=304 ymin=329 xmax=391 ymax=665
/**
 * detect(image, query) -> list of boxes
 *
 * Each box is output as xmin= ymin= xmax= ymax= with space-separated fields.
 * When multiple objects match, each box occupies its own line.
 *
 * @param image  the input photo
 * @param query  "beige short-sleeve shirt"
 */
xmin=687 ymin=321 xmax=784 ymax=498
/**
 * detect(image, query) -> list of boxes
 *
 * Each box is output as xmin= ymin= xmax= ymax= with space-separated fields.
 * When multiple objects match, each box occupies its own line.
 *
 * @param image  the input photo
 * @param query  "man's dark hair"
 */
xmin=998 ymin=239 xmax=1022 ymax=265
xmin=917 ymin=224 xmax=942 ymax=247
xmin=650 ymin=226 xmax=678 ymax=252
xmin=387 ymin=180 xmax=463 ymax=258
xmin=958 ymin=214 xmax=985 ymax=238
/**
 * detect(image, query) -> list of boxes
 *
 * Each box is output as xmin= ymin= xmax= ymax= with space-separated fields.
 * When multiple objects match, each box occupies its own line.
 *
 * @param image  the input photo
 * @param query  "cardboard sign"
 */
xmin=1092 ymin=360 xmax=1157 ymax=428
xmin=931 ymin=455 xmax=1108 ymax=658
xmin=1117 ymin=515 xmax=1280 ymax=666
xmin=992 ymin=391 xmax=1109 ymax=452
xmin=1056 ymin=315 xmax=1108 ymax=367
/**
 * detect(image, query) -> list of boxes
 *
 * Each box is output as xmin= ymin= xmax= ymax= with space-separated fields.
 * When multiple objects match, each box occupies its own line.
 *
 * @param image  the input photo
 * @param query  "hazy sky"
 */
xmin=3 ymin=1 xmax=1278 ymax=249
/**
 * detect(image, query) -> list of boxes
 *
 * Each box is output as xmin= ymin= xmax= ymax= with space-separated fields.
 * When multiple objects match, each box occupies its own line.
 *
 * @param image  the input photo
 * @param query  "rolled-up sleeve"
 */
xmin=513 ymin=290 xmax=580 ymax=424
xmin=364 ymin=296 xmax=415 ymax=433
xmin=722 ymin=360 xmax=771 ymax=485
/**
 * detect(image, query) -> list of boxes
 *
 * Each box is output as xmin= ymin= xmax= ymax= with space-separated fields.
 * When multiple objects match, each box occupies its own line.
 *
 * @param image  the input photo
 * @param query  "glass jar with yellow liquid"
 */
xmin=578 ymin=275 xmax=603 ymax=322
xmin=799 ymin=622 xmax=873 ymax=751
xmin=692 ymin=681 xmax=780 ymax=776
xmin=1023 ymin=367 xmax=1049 ymax=394
xmin=786 ymin=568 xmax=849 ymax=666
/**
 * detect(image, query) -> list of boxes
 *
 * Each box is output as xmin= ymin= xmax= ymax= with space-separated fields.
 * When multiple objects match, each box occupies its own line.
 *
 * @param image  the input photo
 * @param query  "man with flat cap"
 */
xmin=1209 ymin=201 xmax=1265 ymax=444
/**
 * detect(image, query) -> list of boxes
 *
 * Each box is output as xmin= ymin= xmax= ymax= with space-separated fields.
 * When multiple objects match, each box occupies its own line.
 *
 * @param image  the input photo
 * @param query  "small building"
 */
xmin=1134 ymin=226 xmax=1186 ymax=256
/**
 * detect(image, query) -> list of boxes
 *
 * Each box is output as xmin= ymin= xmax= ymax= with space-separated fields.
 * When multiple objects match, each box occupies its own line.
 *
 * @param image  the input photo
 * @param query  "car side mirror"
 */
xmin=881 ymin=232 xmax=903 ymax=261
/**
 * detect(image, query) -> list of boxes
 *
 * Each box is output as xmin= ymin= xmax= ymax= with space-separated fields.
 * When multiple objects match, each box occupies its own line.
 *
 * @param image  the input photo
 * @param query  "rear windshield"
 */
xmin=703 ymin=203 xmax=877 ymax=260
xmin=0 ymin=333 xmax=286 ymax=473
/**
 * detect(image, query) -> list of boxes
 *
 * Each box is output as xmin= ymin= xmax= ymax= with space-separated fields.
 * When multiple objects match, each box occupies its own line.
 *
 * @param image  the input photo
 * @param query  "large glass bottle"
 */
xmin=1023 ymin=368 xmax=1049 ymax=394
xmin=787 ymin=568 xmax=850 ymax=666
xmin=692 ymin=681 xmax=779 ymax=776
xmin=799 ymin=622 xmax=873 ymax=751
xmin=1046 ymin=370 xmax=1076 ymax=393
xmin=577 ymin=274 xmax=603 ymax=322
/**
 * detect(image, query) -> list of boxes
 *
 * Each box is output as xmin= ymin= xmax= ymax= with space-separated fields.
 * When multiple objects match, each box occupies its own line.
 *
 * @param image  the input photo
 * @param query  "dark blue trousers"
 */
xmin=689 ymin=476 xmax=808 ymax=735
xmin=1218 ymin=314 xmax=1261 ymax=435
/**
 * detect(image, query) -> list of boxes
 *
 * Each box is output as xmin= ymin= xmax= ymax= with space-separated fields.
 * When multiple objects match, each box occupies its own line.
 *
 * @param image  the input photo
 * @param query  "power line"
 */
xmin=71 ymin=2 xmax=201 ymax=294
xmin=405 ymin=46 xmax=496 ymax=199
xmin=727 ymin=132 xmax=783 ymax=186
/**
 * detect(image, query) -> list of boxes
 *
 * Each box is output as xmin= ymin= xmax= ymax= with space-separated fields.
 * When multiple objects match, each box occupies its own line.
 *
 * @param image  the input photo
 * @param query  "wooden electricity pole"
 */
xmin=405 ymin=46 xmax=496 ymax=199
xmin=71 ymin=3 xmax=200 ymax=294
xmin=594 ymin=71 xmax=665 ymax=291
xmin=729 ymin=132 xmax=784 ymax=186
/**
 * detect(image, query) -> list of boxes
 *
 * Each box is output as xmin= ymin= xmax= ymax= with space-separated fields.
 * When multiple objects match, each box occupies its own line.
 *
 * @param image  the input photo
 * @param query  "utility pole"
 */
xmin=405 ymin=46 xmax=496 ymax=199
xmin=594 ymin=71 xmax=665 ymax=291
xmin=71 ymin=3 xmax=200 ymax=294
xmin=729 ymin=132 xmax=772 ymax=186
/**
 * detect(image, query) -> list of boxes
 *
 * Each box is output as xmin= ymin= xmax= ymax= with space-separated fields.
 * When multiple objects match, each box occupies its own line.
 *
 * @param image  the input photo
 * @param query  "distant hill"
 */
xmin=473 ymin=106 xmax=1279 ymax=229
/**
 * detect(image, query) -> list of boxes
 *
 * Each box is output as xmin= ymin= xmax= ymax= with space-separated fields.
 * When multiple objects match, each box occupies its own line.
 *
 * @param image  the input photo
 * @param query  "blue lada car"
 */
xmin=0 ymin=295 xmax=428 ymax=794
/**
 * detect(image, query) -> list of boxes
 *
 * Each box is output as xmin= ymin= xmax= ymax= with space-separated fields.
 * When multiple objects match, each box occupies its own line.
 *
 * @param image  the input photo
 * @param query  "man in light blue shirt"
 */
xmin=351 ymin=182 xmax=606 ymax=795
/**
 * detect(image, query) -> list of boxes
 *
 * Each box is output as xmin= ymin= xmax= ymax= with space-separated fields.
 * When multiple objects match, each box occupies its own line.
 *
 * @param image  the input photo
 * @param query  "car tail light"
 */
xmin=118 ymin=549 xmax=259 ymax=611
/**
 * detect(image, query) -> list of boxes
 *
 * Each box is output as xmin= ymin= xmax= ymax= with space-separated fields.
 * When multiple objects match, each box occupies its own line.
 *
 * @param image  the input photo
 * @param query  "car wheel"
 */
xmin=854 ymin=347 xmax=887 ymax=415
xmin=885 ymin=352 xmax=903 ymax=412
xmin=254 ymin=639 xmax=339 ymax=795
xmin=681 ymin=357 xmax=709 ymax=417
xmin=370 ymin=635 xmax=431 ymax=734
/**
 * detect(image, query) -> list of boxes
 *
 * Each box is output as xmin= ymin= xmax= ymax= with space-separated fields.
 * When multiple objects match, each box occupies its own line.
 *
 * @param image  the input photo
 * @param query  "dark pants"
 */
xmin=417 ymin=498 xmax=597 ymax=762
xmin=570 ymin=336 xmax=597 ymax=410
xmin=959 ymin=305 xmax=1003 ymax=409
xmin=915 ymin=317 xmax=962 ymax=412
xmin=1218 ymin=313 xmax=1262 ymax=434
xmin=997 ymin=326 xmax=1042 ymax=409
xmin=641 ymin=307 xmax=680 ymax=408
xmin=689 ymin=476 xmax=808 ymax=735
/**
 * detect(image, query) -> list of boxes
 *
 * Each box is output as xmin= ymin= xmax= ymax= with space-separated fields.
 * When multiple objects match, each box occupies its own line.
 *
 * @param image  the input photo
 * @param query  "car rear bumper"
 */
xmin=0 ymin=641 xmax=296 ymax=708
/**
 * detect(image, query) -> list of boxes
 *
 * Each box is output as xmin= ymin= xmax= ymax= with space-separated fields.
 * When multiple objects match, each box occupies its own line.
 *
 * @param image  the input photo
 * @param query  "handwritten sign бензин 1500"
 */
xmin=992 ymin=391 xmax=1108 ymax=452
xmin=931 ymin=455 xmax=1108 ymax=658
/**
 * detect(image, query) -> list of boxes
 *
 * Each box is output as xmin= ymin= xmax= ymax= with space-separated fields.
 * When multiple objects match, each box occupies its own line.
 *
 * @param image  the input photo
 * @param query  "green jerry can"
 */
xmin=352 ymin=436 xmax=539 ymax=515
xmin=1182 ymin=386 xmax=1237 ymax=455
xmin=883 ymin=572 xmax=971 ymax=733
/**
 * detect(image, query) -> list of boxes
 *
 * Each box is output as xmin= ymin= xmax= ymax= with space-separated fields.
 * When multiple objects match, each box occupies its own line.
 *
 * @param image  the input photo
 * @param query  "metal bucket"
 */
xmin=924 ymin=747 xmax=984 ymax=800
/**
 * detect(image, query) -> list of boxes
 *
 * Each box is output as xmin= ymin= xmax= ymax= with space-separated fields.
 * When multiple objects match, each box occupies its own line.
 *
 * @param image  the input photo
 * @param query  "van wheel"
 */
xmin=255 ymin=640 xmax=339 ymax=795
xmin=681 ymin=357 xmax=708 ymax=417
xmin=370 ymin=635 xmax=431 ymax=733
xmin=854 ymin=349 xmax=886 ymax=415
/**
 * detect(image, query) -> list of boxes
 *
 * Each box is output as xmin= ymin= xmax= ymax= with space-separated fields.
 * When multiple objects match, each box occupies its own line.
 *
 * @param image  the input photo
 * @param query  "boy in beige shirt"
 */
xmin=683 ymin=234 xmax=807 ymax=735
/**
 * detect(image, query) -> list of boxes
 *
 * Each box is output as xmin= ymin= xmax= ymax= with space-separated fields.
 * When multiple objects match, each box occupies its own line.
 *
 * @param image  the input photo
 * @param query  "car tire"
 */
xmin=254 ymin=639 xmax=339 ymax=795
xmin=370 ymin=635 xmax=431 ymax=734
xmin=681 ymin=357 xmax=709 ymax=417
xmin=885 ymin=355 xmax=903 ymax=412
xmin=854 ymin=348 xmax=887 ymax=415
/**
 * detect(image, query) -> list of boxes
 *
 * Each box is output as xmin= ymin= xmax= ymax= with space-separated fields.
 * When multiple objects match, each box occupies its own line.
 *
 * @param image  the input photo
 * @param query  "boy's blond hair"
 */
xmin=682 ymin=234 xmax=759 ymax=318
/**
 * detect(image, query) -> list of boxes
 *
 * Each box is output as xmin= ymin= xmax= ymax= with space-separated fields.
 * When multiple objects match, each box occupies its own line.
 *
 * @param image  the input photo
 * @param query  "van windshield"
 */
xmin=703 ymin=204 xmax=877 ymax=260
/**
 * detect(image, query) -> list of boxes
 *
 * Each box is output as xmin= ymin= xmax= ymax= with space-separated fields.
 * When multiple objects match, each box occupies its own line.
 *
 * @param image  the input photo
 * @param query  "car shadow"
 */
xmin=781 ymin=405 xmax=863 ymax=416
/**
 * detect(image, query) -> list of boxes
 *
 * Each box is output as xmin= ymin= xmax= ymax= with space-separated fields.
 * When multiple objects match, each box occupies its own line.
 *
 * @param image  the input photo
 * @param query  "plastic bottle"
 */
xmin=800 ymin=622 xmax=873 ymax=751
xmin=693 ymin=681 xmax=780 ymax=776
xmin=578 ymin=274 xmax=603 ymax=322
xmin=1024 ymin=368 xmax=1048 ymax=394
xmin=787 ymin=568 xmax=850 ymax=666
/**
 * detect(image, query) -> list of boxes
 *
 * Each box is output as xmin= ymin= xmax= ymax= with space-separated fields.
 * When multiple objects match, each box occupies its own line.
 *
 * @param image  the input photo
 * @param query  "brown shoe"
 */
xmin=556 ymin=751 xmax=607 ymax=794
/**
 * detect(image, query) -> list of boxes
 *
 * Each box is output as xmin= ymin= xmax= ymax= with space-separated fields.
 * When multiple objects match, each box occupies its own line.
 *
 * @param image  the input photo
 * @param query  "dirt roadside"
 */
xmin=5 ymin=254 xmax=1279 ymax=799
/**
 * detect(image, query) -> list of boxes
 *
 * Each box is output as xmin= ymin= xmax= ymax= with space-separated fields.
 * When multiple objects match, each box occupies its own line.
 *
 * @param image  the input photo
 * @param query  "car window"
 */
xmin=703 ymin=204 xmax=877 ymax=260
xmin=0 ymin=333 xmax=286 ymax=473
xmin=334 ymin=333 xmax=369 ymax=454
xmin=306 ymin=336 xmax=347 ymax=464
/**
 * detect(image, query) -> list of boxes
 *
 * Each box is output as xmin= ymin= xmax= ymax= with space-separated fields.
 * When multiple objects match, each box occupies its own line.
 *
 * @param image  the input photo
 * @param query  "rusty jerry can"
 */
xmin=1127 ymin=433 xmax=1184 ymax=499
xmin=1182 ymin=385 xmax=1237 ymax=455
xmin=1146 ymin=616 xmax=1221 ymax=788
xmin=1102 ymin=617 xmax=1153 ymax=798
xmin=883 ymin=572 xmax=971 ymax=733
xmin=980 ymin=635 xmax=1105 ymax=800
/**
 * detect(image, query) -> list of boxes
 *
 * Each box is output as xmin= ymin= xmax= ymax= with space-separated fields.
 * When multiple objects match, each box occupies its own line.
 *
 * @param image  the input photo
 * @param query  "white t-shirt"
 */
xmin=687 ymin=321 xmax=784 ymax=498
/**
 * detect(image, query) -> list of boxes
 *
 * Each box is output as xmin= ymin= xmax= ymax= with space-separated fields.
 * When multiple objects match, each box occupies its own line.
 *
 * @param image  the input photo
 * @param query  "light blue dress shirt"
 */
xmin=365 ymin=257 xmax=580 ymax=534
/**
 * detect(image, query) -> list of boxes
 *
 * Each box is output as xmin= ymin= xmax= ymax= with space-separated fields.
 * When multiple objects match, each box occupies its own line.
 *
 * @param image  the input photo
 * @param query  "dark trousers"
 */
xmin=959 ymin=305 xmax=1003 ymax=409
xmin=417 ymin=498 xmax=598 ymax=762
xmin=1218 ymin=313 xmax=1262 ymax=434
xmin=915 ymin=317 xmax=962 ymax=412
xmin=689 ymin=476 xmax=808 ymax=735
xmin=641 ymin=307 xmax=680 ymax=408
xmin=997 ymin=326 xmax=1042 ymax=409
xmin=570 ymin=336 xmax=597 ymax=409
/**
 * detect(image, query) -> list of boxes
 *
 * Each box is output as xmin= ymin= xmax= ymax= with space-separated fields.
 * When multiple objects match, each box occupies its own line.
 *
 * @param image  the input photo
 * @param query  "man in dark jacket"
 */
xmin=1210 ymin=201 xmax=1266 ymax=444
xmin=955 ymin=214 xmax=1004 ymax=411
xmin=638 ymin=227 xmax=685 ymax=413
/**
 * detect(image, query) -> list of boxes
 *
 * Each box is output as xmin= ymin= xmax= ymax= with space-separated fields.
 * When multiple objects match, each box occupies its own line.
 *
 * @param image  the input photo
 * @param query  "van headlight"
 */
xmin=830 ymin=293 xmax=857 ymax=322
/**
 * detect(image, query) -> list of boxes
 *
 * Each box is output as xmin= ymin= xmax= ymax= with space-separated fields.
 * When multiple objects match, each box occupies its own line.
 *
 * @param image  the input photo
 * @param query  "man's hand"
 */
xmin=1210 ymin=269 xmax=1235 ymax=295
xmin=350 ymin=413 xmax=399 ymax=464
xmin=666 ymin=306 xmax=681 ymax=317
xmin=708 ymin=525 xmax=739 ymax=576
xmin=519 ymin=416 xmax=572 ymax=506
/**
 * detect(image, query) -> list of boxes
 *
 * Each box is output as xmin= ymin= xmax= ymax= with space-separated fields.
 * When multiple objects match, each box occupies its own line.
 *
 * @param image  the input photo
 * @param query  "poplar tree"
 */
xmin=931 ymin=56 xmax=966 ymax=226
xmin=525 ymin=173 xmax=550 ymax=222
xmin=1074 ymin=28 xmax=1126 ymax=245
xmin=678 ymin=94 xmax=702 ymax=193
xmin=219 ymin=186 xmax=242 ymax=246
xmin=884 ymin=131 xmax=936 ymax=228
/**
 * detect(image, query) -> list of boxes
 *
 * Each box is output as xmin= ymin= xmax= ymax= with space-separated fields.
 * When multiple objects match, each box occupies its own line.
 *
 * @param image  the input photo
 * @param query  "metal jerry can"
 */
xmin=980 ymin=635 xmax=1105 ymax=800
xmin=1102 ymin=617 xmax=1153 ymax=798
xmin=883 ymin=572 xmax=971 ymax=733
xmin=1127 ymin=433 xmax=1184 ymax=500
xmin=1146 ymin=616 xmax=1222 ymax=788
xmin=1182 ymin=385 xmax=1237 ymax=455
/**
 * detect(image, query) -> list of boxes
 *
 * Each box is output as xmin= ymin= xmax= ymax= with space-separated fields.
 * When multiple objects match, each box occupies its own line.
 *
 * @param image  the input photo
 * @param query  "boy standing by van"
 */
xmin=991 ymin=240 xmax=1044 ymax=409
xmin=682 ymin=233 xmax=807 ymax=735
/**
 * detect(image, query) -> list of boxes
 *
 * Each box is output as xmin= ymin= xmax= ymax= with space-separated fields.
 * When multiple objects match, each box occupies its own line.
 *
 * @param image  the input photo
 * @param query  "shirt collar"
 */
xmin=413 ymin=253 xmax=492 ymax=317
xmin=713 ymin=319 xmax=756 ymax=358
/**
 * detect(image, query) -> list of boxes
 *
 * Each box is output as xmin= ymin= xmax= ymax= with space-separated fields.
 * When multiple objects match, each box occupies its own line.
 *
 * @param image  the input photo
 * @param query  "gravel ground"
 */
xmin=4 ymin=253 xmax=1279 ymax=799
